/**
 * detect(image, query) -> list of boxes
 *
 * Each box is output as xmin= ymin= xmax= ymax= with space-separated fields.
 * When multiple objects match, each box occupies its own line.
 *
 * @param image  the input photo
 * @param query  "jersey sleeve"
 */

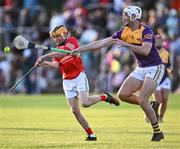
xmin=167 ymin=51 xmax=171 ymax=68
xmin=53 ymin=57 xmax=60 ymax=62
xmin=112 ymin=30 xmax=123 ymax=39
xmin=142 ymin=28 xmax=153 ymax=43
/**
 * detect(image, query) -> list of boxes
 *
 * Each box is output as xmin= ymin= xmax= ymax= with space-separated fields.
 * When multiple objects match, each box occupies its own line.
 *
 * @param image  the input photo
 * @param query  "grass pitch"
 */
xmin=0 ymin=93 xmax=180 ymax=149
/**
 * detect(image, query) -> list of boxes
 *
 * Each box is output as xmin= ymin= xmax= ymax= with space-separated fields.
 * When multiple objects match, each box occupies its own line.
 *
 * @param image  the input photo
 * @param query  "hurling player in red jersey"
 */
xmin=35 ymin=25 xmax=119 ymax=141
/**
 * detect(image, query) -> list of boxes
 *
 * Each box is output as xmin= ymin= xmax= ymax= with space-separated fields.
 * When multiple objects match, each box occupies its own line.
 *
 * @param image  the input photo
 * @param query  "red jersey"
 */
xmin=53 ymin=36 xmax=84 ymax=80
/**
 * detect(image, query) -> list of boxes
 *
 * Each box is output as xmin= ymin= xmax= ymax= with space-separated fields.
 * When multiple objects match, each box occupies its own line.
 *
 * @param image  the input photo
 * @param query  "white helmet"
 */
xmin=123 ymin=6 xmax=142 ymax=21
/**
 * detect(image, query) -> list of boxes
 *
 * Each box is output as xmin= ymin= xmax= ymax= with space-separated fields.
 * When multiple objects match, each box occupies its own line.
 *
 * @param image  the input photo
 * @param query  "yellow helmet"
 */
xmin=49 ymin=25 xmax=68 ymax=39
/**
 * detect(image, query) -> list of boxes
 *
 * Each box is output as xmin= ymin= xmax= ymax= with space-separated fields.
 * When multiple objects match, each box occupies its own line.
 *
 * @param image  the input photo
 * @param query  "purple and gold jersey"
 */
xmin=158 ymin=48 xmax=170 ymax=68
xmin=158 ymin=47 xmax=170 ymax=83
xmin=112 ymin=24 xmax=162 ymax=67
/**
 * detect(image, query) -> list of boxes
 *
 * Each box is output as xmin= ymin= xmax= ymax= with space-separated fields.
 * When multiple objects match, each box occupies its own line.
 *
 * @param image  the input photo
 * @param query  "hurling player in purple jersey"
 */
xmin=64 ymin=6 xmax=165 ymax=141
xmin=145 ymin=35 xmax=172 ymax=123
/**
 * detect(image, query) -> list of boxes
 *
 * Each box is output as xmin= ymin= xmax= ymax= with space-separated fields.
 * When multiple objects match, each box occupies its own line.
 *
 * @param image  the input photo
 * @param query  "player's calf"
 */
xmin=150 ymin=101 xmax=160 ymax=120
xmin=82 ymin=102 xmax=91 ymax=107
xmin=158 ymin=115 xmax=163 ymax=123
xmin=144 ymin=101 xmax=160 ymax=123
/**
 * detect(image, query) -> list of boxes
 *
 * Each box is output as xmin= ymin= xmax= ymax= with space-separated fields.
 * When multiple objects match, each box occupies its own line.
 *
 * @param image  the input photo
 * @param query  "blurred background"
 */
xmin=0 ymin=0 xmax=179 ymax=94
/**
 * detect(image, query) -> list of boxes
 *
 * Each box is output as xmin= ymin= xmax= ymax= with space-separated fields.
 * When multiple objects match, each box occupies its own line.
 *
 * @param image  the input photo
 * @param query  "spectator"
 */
xmin=0 ymin=0 xmax=179 ymax=94
xmin=49 ymin=10 xmax=66 ymax=31
xmin=166 ymin=9 xmax=179 ymax=39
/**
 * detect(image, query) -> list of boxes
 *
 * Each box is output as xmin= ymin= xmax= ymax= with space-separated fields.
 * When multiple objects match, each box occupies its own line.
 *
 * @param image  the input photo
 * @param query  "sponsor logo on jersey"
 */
xmin=144 ymin=34 xmax=152 ymax=39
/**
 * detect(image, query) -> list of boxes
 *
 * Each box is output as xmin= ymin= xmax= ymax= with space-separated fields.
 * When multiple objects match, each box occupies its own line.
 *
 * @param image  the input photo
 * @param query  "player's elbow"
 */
xmin=142 ymin=44 xmax=151 ymax=56
xmin=142 ymin=47 xmax=151 ymax=56
xmin=144 ymin=51 xmax=150 ymax=56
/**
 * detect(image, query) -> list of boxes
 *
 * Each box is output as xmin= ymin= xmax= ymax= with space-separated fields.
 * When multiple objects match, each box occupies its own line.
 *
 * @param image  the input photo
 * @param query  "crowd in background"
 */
xmin=0 ymin=0 xmax=180 ymax=94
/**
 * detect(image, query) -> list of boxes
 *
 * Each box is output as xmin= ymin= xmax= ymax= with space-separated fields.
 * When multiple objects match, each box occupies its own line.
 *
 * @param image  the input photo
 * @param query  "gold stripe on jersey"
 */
xmin=158 ymin=48 xmax=169 ymax=64
xmin=120 ymin=25 xmax=145 ymax=45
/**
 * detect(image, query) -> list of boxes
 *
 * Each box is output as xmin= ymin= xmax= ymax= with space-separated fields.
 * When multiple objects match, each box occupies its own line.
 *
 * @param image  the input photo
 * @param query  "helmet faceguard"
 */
xmin=49 ymin=25 xmax=68 ymax=45
xmin=49 ymin=25 xmax=68 ymax=39
xmin=122 ymin=6 xmax=142 ymax=22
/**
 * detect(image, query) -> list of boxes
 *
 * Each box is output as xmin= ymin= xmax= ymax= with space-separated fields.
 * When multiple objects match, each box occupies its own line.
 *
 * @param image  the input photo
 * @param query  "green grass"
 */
xmin=0 ymin=93 xmax=180 ymax=149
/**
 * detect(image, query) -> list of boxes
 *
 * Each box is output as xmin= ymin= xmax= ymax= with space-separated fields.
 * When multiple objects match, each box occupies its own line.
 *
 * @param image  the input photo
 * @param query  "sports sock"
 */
xmin=85 ymin=128 xmax=95 ymax=136
xmin=100 ymin=94 xmax=107 ymax=101
xmin=151 ymin=122 xmax=161 ymax=133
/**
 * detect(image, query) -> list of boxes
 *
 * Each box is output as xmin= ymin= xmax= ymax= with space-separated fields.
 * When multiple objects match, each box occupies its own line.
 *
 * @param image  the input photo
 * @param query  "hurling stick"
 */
xmin=13 ymin=35 xmax=73 ymax=54
xmin=9 ymin=65 xmax=37 ymax=92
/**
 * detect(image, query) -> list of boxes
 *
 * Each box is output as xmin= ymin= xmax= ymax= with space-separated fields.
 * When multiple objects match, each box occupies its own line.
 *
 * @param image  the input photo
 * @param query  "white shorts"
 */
xmin=63 ymin=72 xmax=89 ymax=99
xmin=129 ymin=64 xmax=165 ymax=85
xmin=156 ymin=77 xmax=171 ymax=91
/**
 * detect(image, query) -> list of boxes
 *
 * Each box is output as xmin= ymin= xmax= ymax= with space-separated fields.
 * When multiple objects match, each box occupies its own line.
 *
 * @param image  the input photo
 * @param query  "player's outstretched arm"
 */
xmin=72 ymin=37 xmax=114 ymax=53
xmin=126 ymin=42 xmax=152 ymax=56
xmin=43 ymin=61 xmax=59 ymax=70
xmin=35 ymin=53 xmax=60 ymax=69
xmin=35 ymin=59 xmax=59 ymax=70
xmin=114 ymin=39 xmax=152 ymax=56
xmin=41 ymin=52 xmax=67 ymax=59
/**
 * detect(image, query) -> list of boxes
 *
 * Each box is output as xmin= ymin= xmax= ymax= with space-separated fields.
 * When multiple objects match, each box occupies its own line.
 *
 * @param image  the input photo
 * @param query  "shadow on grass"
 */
xmin=97 ymin=129 xmax=180 ymax=136
xmin=1 ymin=127 xmax=180 ymax=136
xmin=0 ymin=127 xmax=79 ymax=133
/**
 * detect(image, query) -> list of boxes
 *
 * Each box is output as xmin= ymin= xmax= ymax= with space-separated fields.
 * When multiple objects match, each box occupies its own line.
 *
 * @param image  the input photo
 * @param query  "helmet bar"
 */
xmin=123 ymin=6 xmax=142 ymax=21
xmin=50 ymin=25 xmax=68 ymax=38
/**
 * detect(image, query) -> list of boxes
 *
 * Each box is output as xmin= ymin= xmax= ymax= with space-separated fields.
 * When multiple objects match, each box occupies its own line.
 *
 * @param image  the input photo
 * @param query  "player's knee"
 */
xmin=138 ymin=98 xmax=147 ymax=106
xmin=117 ymin=91 xmax=130 ymax=101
